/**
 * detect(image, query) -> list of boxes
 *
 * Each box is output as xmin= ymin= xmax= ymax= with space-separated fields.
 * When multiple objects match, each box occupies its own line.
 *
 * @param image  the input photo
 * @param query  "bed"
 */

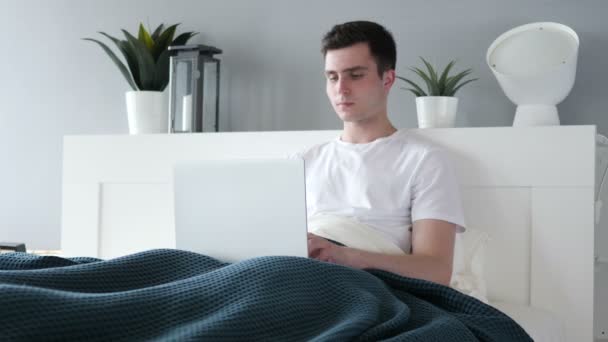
xmin=53 ymin=125 xmax=596 ymax=340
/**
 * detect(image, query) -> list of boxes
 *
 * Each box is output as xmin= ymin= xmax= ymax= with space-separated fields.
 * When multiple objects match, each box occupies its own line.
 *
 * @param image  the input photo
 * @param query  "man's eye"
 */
xmin=351 ymin=74 xmax=363 ymax=79
xmin=327 ymin=75 xmax=338 ymax=82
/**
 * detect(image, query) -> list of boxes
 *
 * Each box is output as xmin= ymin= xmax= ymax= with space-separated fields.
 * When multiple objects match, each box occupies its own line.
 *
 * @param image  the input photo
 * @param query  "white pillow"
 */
xmin=450 ymin=227 xmax=490 ymax=303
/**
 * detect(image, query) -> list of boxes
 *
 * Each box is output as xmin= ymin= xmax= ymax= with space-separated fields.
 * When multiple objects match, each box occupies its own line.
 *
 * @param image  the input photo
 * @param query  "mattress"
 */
xmin=490 ymin=301 xmax=564 ymax=342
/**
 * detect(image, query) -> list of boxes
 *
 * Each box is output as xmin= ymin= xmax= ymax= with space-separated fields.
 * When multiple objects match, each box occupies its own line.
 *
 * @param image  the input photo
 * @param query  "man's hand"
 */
xmin=307 ymin=233 xmax=351 ymax=265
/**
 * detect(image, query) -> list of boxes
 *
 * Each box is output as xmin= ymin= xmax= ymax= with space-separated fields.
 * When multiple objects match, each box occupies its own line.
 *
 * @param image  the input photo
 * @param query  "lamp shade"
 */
xmin=487 ymin=22 xmax=579 ymax=126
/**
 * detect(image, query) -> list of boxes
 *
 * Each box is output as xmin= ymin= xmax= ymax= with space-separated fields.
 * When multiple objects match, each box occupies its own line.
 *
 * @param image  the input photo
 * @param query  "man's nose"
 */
xmin=336 ymin=79 xmax=350 ymax=95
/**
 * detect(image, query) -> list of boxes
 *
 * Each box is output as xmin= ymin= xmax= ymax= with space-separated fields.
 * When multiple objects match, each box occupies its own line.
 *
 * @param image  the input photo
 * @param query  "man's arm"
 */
xmin=308 ymin=219 xmax=456 ymax=286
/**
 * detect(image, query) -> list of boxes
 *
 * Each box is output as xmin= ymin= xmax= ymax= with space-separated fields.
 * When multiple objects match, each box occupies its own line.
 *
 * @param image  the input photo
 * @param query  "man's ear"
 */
xmin=383 ymin=69 xmax=396 ymax=89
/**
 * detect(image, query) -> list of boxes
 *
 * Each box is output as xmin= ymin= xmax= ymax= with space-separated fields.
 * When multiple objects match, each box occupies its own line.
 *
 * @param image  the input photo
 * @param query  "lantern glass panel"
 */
xmin=168 ymin=45 xmax=222 ymax=133
xmin=170 ymin=55 xmax=196 ymax=133
xmin=202 ymin=59 xmax=218 ymax=132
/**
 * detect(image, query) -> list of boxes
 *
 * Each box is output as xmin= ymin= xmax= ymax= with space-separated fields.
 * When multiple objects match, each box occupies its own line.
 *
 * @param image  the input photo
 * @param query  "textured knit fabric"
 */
xmin=0 ymin=249 xmax=531 ymax=341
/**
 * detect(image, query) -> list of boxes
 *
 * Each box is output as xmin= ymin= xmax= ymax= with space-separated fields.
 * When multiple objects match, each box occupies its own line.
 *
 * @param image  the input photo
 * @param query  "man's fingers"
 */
xmin=307 ymin=236 xmax=319 ymax=256
xmin=308 ymin=236 xmax=325 ymax=257
xmin=308 ymin=236 xmax=333 ymax=260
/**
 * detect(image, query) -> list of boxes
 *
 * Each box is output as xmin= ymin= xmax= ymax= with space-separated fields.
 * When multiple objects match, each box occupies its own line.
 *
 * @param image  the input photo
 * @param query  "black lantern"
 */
xmin=168 ymin=45 xmax=222 ymax=133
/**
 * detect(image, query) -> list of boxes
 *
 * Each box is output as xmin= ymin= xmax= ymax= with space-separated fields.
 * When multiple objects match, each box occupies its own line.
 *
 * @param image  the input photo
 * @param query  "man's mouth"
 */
xmin=337 ymin=102 xmax=354 ymax=108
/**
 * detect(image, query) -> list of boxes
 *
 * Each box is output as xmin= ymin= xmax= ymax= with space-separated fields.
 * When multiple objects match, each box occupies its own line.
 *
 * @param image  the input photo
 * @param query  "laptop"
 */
xmin=173 ymin=158 xmax=308 ymax=262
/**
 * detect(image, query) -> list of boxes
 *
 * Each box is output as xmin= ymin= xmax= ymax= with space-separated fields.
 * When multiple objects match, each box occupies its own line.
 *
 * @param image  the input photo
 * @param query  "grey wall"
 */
xmin=1 ymin=0 xmax=607 ymax=249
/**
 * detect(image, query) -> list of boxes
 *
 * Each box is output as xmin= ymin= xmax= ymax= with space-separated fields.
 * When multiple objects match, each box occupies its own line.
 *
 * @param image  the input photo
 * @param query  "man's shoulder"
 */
xmin=288 ymin=140 xmax=336 ymax=160
xmin=392 ymin=129 xmax=444 ymax=156
xmin=394 ymin=131 xmax=458 ymax=174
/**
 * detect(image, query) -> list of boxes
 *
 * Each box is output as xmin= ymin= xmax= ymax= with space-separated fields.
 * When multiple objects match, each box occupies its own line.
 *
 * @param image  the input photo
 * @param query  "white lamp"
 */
xmin=487 ymin=22 xmax=579 ymax=126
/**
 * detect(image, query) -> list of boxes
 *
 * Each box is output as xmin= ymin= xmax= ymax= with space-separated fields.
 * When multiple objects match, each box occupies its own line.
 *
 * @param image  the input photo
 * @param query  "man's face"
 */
xmin=324 ymin=42 xmax=394 ymax=124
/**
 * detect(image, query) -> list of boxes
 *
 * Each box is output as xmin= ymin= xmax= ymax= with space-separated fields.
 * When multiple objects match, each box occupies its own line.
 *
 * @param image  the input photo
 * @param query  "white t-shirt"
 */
xmin=292 ymin=129 xmax=466 ymax=253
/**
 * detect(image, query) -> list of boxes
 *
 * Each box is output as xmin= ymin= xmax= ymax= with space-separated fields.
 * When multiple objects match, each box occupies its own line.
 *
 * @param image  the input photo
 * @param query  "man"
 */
xmin=304 ymin=21 xmax=465 ymax=286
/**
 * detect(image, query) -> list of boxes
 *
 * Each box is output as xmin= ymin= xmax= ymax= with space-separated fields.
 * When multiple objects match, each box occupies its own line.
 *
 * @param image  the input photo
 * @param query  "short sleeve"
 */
xmin=410 ymin=148 xmax=466 ymax=232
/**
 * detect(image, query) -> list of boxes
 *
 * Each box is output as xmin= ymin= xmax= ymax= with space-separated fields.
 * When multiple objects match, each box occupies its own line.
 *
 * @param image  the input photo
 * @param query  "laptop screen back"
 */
xmin=173 ymin=158 xmax=308 ymax=262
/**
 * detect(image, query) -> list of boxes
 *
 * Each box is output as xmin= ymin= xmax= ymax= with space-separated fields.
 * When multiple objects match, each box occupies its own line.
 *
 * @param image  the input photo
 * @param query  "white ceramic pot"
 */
xmin=415 ymin=96 xmax=458 ymax=128
xmin=125 ymin=90 xmax=169 ymax=134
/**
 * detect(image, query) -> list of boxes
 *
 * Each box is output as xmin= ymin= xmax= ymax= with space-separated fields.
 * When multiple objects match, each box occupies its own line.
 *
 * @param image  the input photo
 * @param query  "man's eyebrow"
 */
xmin=325 ymin=66 xmax=369 ymax=75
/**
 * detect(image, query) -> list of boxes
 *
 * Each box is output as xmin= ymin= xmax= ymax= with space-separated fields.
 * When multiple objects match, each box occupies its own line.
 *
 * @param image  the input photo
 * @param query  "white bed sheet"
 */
xmin=490 ymin=301 xmax=565 ymax=342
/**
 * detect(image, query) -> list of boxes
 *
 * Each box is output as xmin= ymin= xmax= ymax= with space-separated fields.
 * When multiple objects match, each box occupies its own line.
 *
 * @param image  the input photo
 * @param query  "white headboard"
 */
xmin=61 ymin=126 xmax=596 ymax=341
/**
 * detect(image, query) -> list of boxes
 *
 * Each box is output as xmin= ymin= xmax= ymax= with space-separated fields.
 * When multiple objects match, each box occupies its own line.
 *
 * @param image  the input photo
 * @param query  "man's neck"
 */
xmin=341 ymin=117 xmax=397 ymax=144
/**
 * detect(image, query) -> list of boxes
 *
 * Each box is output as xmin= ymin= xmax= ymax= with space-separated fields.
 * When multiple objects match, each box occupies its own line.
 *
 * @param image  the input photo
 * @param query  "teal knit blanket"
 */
xmin=0 ymin=249 xmax=531 ymax=341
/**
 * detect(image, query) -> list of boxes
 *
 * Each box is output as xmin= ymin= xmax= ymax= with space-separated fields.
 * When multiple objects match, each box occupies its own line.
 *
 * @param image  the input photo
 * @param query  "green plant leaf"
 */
xmin=448 ymin=78 xmax=479 ymax=96
xmin=410 ymin=89 xmax=424 ymax=97
xmin=443 ymin=69 xmax=471 ymax=95
xmin=400 ymin=87 xmax=424 ymax=97
xmin=153 ymin=49 xmax=170 ymax=91
xmin=152 ymin=24 xmax=178 ymax=61
xmin=82 ymin=38 xmax=138 ymax=90
xmin=396 ymin=76 xmax=427 ymax=97
xmin=98 ymin=32 xmax=142 ymax=90
xmin=444 ymin=69 xmax=472 ymax=95
xmin=438 ymin=60 xmax=455 ymax=95
xmin=420 ymin=57 xmax=440 ymax=95
xmin=138 ymin=23 xmax=155 ymax=51
xmin=400 ymin=58 xmax=477 ymax=97
xmin=87 ymin=23 xmax=199 ymax=91
xmin=171 ymin=31 xmax=198 ymax=46
xmin=410 ymin=67 xmax=437 ymax=96
xmin=122 ymin=29 xmax=156 ymax=90
xmin=151 ymin=24 xmax=164 ymax=40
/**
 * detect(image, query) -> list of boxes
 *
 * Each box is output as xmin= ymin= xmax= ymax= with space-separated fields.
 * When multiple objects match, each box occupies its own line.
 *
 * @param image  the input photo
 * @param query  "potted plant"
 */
xmin=84 ymin=23 xmax=197 ymax=134
xmin=398 ymin=57 xmax=478 ymax=128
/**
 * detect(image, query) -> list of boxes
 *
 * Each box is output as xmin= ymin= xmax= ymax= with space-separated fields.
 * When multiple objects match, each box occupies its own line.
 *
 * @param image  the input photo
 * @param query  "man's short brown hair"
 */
xmin=321 ymin=21 xmax=397 ymax=76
